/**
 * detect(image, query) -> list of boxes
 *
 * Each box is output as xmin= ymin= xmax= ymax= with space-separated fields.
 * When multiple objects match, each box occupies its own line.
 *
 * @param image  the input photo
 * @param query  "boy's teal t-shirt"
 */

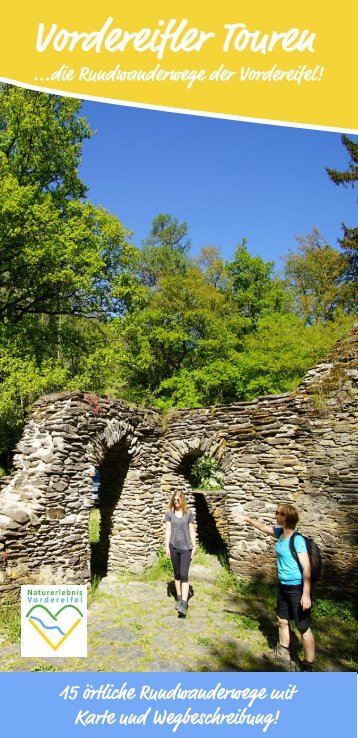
xmin=274 ymin=528 xmax=307 ymax=585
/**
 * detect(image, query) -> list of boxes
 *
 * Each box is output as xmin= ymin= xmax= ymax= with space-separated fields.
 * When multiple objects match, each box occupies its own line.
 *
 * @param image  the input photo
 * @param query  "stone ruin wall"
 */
xmin=0 ymin=329 xmax=357 ymax=598
xmin=0 ymin=396 xmax=163 ymax=596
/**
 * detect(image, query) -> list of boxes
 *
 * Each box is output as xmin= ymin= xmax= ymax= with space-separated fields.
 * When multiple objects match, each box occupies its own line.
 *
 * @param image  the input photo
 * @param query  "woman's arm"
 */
xmin=297 ymin=551 xmax=312 ymax=610
xmin=165 ymin=521 xmax=171 ymax=557
xmin=233 ymin=512 xmax=276 ymax=537
xmin=189 ymin=522 xmax=196 ymax=558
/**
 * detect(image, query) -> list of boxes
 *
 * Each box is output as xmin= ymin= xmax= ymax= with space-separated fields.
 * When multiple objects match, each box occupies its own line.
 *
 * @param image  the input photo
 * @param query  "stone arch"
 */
xmin=161 ymin=435 xmax=232 ymax=555
xmin=89 ymin=441 xmax=131 ymax=578
xmin=85 ymin=417 xmax=136 ymax=577
xmin=0 ymin=393 xmax=163 ymax=594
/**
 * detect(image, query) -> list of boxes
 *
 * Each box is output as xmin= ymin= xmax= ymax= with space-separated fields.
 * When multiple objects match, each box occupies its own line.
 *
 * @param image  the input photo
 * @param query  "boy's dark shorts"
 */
xmin=276 ymin=584 xmax=311 ymax=633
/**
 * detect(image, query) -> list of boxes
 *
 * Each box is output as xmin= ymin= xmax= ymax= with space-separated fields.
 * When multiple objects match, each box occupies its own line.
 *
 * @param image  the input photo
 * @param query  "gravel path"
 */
xmin=0 ymin=557 xmax=274 ymax=672
xmin=1 ymin=555 xmax=348 ymax=672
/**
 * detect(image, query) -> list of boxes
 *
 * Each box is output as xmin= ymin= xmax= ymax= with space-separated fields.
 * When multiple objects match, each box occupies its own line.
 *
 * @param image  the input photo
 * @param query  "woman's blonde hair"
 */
xmin=277 ymin=503 xmax=299 ymax=529
xmin=169 ymin=491 xmax=188 ymax=513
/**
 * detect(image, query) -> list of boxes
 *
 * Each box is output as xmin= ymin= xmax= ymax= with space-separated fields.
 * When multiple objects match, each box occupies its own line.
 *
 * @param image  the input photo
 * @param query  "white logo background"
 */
xmin=21 ymin=585 xmax=87 ymax=657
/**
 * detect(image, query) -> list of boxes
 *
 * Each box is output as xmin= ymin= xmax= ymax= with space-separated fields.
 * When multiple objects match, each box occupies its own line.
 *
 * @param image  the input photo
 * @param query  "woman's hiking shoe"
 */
xmin=300 ymin=660 xmax=314 ymax=672
xmin=263 ymin=643 xmax=298 ymax=671
xmin=177 ymin=599 xmax=188 ymax=617
xmin=175 ymin=596 xmax=183 ymax=611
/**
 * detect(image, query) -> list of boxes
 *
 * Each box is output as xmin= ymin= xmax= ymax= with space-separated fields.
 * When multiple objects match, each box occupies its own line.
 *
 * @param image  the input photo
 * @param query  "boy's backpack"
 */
xmin=289 ymin=532 xmax=322 ymax=583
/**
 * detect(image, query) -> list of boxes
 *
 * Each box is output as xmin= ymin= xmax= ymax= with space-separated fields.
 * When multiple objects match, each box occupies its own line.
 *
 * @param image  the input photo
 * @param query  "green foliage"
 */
xmin=197 ymin=636 xmax=213 ymax=646
xmin=194 ymin=545 xmax=213 ymax=566
xmin=337 ymin=225 xmax=358 ymax=287
xmin=231 ymin=312 xmax=355 ymax=400
xmin=0 ymin=86 xmax=129 ymax=325
xmin=0 ymin=353 xmax=69 ymax=453
xmin=109 ymin=265 xmax=242 ymax=407
xmin=0 ymin=84 xmax=133 ymax=453
xmin=313 ymin=597 xmax=356 ymax=621
xmin=191 ymin=454 xmax=224 ymax=490
xmin=141 ymin=548 xmax=174 ymax=581
xmin=326 ymin=135 xmax=358 ymax=188
xmin=0 ymin=83 xmax=134 ymax=328
xmin=283 ymin=229 xmax=350 ymax=323
xmin=139 ymin=213 xmax=190 ymax=286
xmin=225 ymin=612 xmax=259 ymax=631
xmin=88 ymin=575 xmax=102 ymax=604
xmin=89 ymin=508 xmax=100 ymax=545
xmin=215 ymin=568 xmax=277 ymax=607
xmin=30 ymin=664 xmax=59 ymax=672
xmin=144 ymin=213 xmax=190 ymax=252
xmin=326 ymin=136 xmax=357 ymax=298
xmin=0 ymin=170 xmax=133 ymax=324
xmin=0 ymin=84 xmax=90 ymax=201
xmin=237 ymin=577 xmax=277 ymax=608
xmin=217 ymin=568 xmax=357 ymax=629
xmin=226 ymin=239 xmax=289 ymax=331
xmin=195 ymin=246 xmax=226 ymax=289
xmin=0 ymin=601 xmax=21 ymax=643
xmin=145 ymin=312 xmax=354 ymax=410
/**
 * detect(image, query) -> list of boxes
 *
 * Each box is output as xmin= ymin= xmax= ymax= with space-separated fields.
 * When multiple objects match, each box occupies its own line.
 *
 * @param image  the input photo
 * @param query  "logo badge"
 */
xmin=21 ymin=585 xmax=87 ymax=657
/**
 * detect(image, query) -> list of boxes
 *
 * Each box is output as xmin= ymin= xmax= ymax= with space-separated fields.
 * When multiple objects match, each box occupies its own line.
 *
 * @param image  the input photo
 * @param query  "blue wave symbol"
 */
xmin=29 ymin=616 xmax=65 ymax=636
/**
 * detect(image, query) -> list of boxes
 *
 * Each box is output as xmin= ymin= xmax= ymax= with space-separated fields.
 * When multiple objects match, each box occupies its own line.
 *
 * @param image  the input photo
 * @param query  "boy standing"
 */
xmin=235 ymin=503 xmax=315 ymax=671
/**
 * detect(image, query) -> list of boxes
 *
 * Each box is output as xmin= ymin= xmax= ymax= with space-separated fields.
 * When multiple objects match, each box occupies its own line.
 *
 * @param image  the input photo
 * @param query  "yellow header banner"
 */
xmin=0 ymin=1 xmax=357 ymax=131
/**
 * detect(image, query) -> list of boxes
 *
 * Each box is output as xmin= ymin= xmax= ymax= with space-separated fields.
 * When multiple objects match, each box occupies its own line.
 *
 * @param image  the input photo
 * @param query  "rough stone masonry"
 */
xmin=0 ymin=329 xmax=357 ymax=598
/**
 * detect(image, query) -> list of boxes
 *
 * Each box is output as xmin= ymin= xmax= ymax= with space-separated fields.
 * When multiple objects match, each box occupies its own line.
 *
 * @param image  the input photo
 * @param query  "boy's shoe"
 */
xmin=177 ymin=599 xmax=188 ymax=617
xmin=300 ymin=660 xmax=314 ymax=672
xmin=263 ymin=643 xmax=298 ymax=671
xmin=175 ymin=596 xmax=183 ymax=611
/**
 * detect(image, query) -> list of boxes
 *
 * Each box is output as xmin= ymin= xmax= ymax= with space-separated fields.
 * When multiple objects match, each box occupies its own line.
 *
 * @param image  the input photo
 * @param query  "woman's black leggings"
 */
xmin=169 ymin=545 xmax=192 ymax=583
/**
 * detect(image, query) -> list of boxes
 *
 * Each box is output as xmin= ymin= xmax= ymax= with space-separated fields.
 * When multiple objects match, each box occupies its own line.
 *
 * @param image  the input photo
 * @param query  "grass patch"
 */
xmin=225 ymin=612 xmax=259 ymax=631
xmin=197 ymin=636 xmax=213 ymax=647
xmin=88 ymin=574 xmax=102 ymax=605
xmin=216 ymin=568 xmax=358 ymax=671
xmin=313 ymin=596 xmax=356 ymax=621
xmin=0 ymin=600 xmax=21 ymax=643
xmin=89 ymin=508 xmax=100 ymax=544
xmin=312 ymin=595 xmax=358 ymax=671
xmin=142 ymin=545 xmax=211 ymax=578
xmin=194 ymin=545 xmax=213 ymax=567
xmin=239 ymin=578 xmax=277 ymax=608
xmin=141 ymin=549 xmax=173 ymax=582
xmin=215 ymin=568 xmax=277 ymax=606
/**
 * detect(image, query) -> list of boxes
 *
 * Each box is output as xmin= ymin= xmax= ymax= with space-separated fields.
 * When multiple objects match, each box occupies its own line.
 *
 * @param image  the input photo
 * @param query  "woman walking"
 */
xmin=165 ymin=491 xmax=196 ymax=617
xmin=234 ymin=503 xmax=315 ymax=671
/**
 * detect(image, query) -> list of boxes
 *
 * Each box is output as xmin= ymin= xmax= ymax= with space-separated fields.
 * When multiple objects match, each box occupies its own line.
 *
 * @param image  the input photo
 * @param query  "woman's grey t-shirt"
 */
xmin=165 ymin=510 xmax=194 ymax=550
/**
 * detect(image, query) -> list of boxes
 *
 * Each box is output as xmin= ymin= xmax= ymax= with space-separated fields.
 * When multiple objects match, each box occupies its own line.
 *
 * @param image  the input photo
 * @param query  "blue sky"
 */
xmin=80 ymin=101 xmax=357 ymax=271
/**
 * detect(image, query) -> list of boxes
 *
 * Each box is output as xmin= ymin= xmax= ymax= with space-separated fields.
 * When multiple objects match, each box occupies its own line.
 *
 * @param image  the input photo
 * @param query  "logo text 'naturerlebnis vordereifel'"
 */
xmin=21 ymin=585 xmax=87 ymax=657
